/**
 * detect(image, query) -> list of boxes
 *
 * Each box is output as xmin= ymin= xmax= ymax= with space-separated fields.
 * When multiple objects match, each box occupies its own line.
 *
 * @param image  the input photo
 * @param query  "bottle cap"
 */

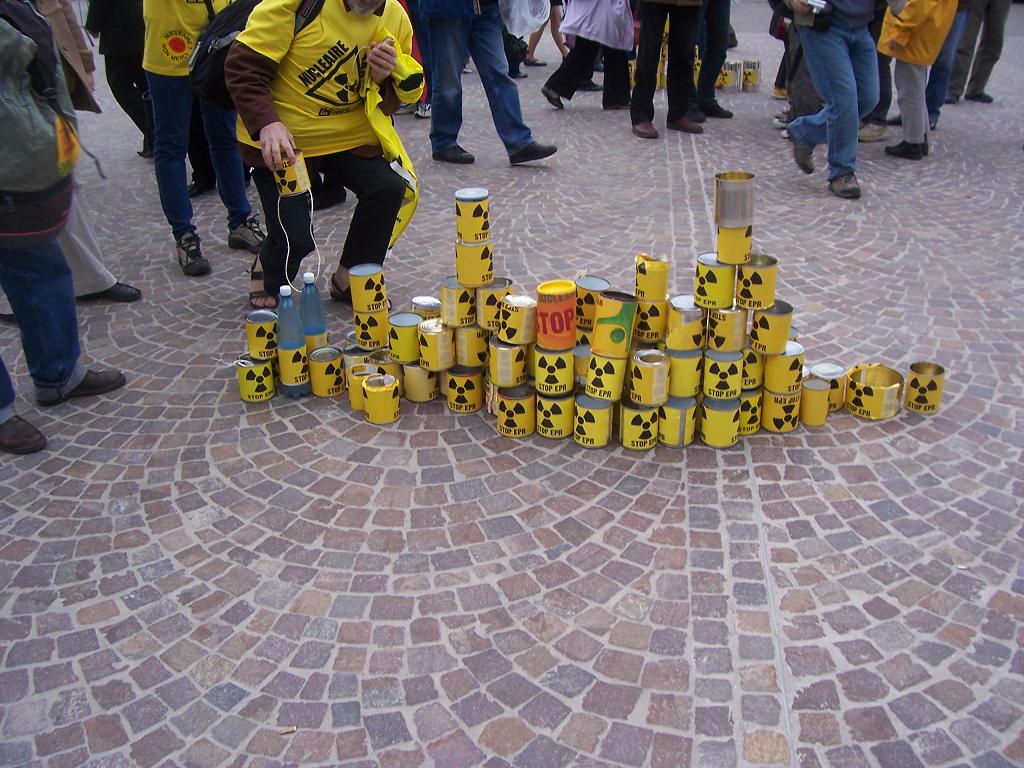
xmin=280 ymin=285 xmax=292 ymax=297
xmin=303 ymin=272 xmax=315 ymax=284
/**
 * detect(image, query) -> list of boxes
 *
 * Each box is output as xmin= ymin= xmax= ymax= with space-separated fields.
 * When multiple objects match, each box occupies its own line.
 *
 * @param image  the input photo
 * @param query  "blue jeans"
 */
xmin=405 ymin=0 xmax=432 ymax=101
xmin=0 ymin=239 xmax=86 ymax=415
xmin=427 ymin=4 xmax=533 ymax=155
xmin=926 ymin=9 xmax=967 ymax=121
xmin=788 ymin=21 xmax=879 ymax=181
xmin=695 ymin=0 xmax=731 ymax=109
xmin=146 ymin=73 xmax=250 ymax=241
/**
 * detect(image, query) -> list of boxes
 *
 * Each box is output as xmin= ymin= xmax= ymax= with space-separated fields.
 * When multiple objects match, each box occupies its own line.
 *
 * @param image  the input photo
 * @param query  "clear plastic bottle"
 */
xmin=300 ymin=272 xmax=329 ymax=354
xmin=276 ymin=285 xmax=311 ymax=398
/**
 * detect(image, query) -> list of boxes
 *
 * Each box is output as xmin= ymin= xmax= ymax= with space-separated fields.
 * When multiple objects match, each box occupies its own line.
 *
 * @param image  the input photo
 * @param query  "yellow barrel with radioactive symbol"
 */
xmin=905 ymin=361 xmax=944 ymax=415
xmin=575 ymin=328 xmax=592 ymax=348
xmin=700 ymin=397 xmax=740 ymax=448
xmin=810 ymin=361 xmax=847 ymax=413
xmin=388 ymin=312 xmax=422 ymax=364
xmin=634 ymin=252 xmax=670 ymax=301
xmin=713 ymin=171 xmax=754 ymax=265
xmin=658 ymin=396 xmax=698 ymax=447
xmin=694 ymin=253 xmax=736 ymax=309
xmin=628 ymin=349 xmax=670 ymax=406
xmin=455 ymin=324 xmax=489 ymax=368
xmin=309 ymin=346 xmax=345 ymax=397
xmin=585 ymin=352 xmax=628 ymax=401
xmin=362 ymin=373 xmax=400 ymax=425
xmin=352 ymin=310 xmax=389 ymax=350
xmin=488 ymin=337 xmax=528 ymax=387
xmin=845 ymin=364 xmax=903 ymax=420
xmin=536 ymin=393 xmax=574 ymax=439
xmin=738 ymin=387 xmax=761 ymax=436
xmin=592 ymin=291 xmax=638 ymax=358
xmin=633 ymin=298 xmax=669 ymax=344
xmin=735 ymin=253 xmax=777 ymax=310
xmin=349 ymin=264 xmax=389 ymax=314
xmin=477 ymin=278 xmax=512 ymax=332
xmin=245 ymin=309 xmax=278 ymax=360
xmin=763 ymin=340 xmax=805 ymax=395
xmin=455 ymin=240 xmax=494 ymax=288
xmin=575 ymin=275 xmax=610 ymax=332
xmin=440 ymin=276 xmax=477 ymax=328
xmin=703 ymin=350 xmax=743 ymax=400
xmin=618 ymin=401 xmax=659 ymax=451
xmin=799 ymin=378 xmax=830 ymax=426
xmin=762 ymin=389 xmax=801 ymax=433
xmin=235 ymin=354 xmax=275 ymax=402
xmin=455 ymin=187 xmax=490 ymax=243
xmin=749 ymin=300 xmax=793 ymax=355
xmin=402 ymin=363 xmax=439 ymax=402
xmin=446 ymin=365 xmax=485 ymax=413
xmin=418 ymin=318 xmax=455 ymax=372
xmin=496 ymin=386 xmax=536 ymax=438
xmin=534 ymin=346 xmax=574 ymax=396
xmin=706 ymin=306 xmax=748 ymax=352
xmin=347 ymin=362 xmax=376 ymax=412
xmin=665 ymin=295 xmax=705 ymax=351
xmin=573 ymin=394 xmax=613 ymax=448
xmin=668 ymin=349 xmax=703 ymax=398
xmin=497 ymin=294 xmax=538 ymax=345
xmin=742 ymin=346 xmax=764 ymax=390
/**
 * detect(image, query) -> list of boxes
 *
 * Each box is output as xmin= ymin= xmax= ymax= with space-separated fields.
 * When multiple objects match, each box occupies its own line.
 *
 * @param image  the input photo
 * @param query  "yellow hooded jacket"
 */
xmin=877 ymin=0 xmax=957 ymax=67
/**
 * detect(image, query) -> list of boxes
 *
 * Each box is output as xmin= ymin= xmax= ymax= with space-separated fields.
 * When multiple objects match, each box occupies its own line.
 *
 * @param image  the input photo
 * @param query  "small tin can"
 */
xmin=720 ymin=59 xmax=743 ymax=92
xmin=367 ymin=350 xmax=403 ymax=396
xmin=455 ymin=324 xmax=489 ymax=368
xmin=488 ymin=337 xmax=528 ymax=387
xmin=706 ymin=306 xmax=748 ymax=352
xmin=742 ymin=346 xmax=765 ymax=390
xmin=762 ymin=389 xmax=801 ymax=433
xmin=658 ymin=396 xmax=698 ymax=447
xmin=402 ymin=363 xmax=439 ymax=402
xmin=575 ymin=328 xmax=592 ymax=348
xmin=573 ymin=344 xmax=592 ymax=386
xmin=536 ymin=279 xmax=577 ymax=350
xmin=742 ymin=59 xmax=761 ymax=91
xmin=634 ymin=252 xmax=670 ymax=301
xmin=440 ymin=276 xmax=477 ymax=328
xmin=619 ymin=401 xmax=659 ymax=451
xmin=455 ymin=187 xmax=490 ymax=243
xmin=273 ymin=149 xmax=312 ymax=196
xmin=534 ymin=346 xmax=574 ymax=396
xmin=700 ymin=397 xmax=741 ymax=448
xmin=496 ymin=386 xmax=536 ymax=438
xmin=591 ymin=290 xmax=639 ymax=358
xmin=738 ymin=387 xmax=762 ymax=436
xmin=703 ymin=349 xmax=743 ymax=400
xmin=418 ymin=318 xmax=455 ymax=372
xmin=845 ymin=364 xmax=904 ymax=421
xmin=309 ymin=346 xmax=345 ymax=397
xmin=277 ymin=344 xmax=309 ymax=389
xmin=735 ymin=253 xmax=777 ymax=310
xmin=574 ymin=394 xmax=614 ymax=448
xmin=694 ymin=253 xmax=737 ymax=309
xmin=349 ymin=264 xmax=389 ymax=314
xmin=799 ymin=378 xmax=830 ymax=426
xmin=446 ymin=365 xmax=485 ymax=413
xmin=343 ymin=344 xmax=373 ymax=374
xmin=629 ymin=349 xmax=670 ymax=407
xmin=717 ymin=225 xmax=753 ymax=267
xmin=236 ymin=354 xmax=275 ymax=402
xmin=665 ymin=295 xmax=705 ymax=351
xmin=668 ymin=348 xmax=703 ymax=399
xmin=352 ymin=310 xmax=389 ymax=350
xmin=477 ymin=278 xmax=512 ymax=332
xmin=497 ymin=294 xmax=538 ymax=345
xmin=905 ymin=361 xmax=945 ymax=415
xmin=388 ymin=311 xmax=422 ymax=364
xmin=763 ymin=340 xmax=805 ymax=395
xmin=362 ymin=373 xmax=400 ymax=425
xmin=633 ymin=298 xmax=669 ymax=344
xmin=411 ymin=296 xmax=441 ymax=320
xmin=575 ymin=275 xmax=610 ymax=332
xmin=455 ymin=240 xmax=494 ymax=288
xmin=245 ymin=309 xmax=278 ymax=360
xmin=585 ymin=352 xmax=628 ymax=401
xmin=810 ymin=361 xmax=847 ymax=413
xmin=749 ymin=300 xmax=793 ymax=355
xmin=536 ymin=393 xmax=574 ymax=439
xmin=347 ymin=362 xmax=376 ymax=412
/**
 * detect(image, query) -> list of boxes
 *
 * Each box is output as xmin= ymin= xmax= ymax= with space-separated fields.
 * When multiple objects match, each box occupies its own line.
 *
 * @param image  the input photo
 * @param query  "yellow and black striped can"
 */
xmin=575 ymin=275 xmax=610 ymax=332
xmin=534 ymin=346 xmax=574 ymax=396
xmin=763 ymin=340 xmax=805 ymax=395
xmin=762 ymin=389 xmax=801 ymax=433
xmin=388 ymin=311 xmax=422 ymax=364
xmin=700 ymin=397 xmax=741 ymax=448
xmin=573 ymin=394 xmax=614 ymax=448
xmin=749 ymin=300 xmax=793 ymax=355
xmin=706 ymin=306 xmax=748 ymax=352
xmin=309 ymin=346 xmax=345 ymax=398
xmin=628 ymin=349 xmax=670 ymax=407
xmin=693 ymin=253 xmax=736 ymax=309
xmin=496 ymin=386 xmax=536 ymax=438
xmin=362 ymin=373 xmax=400 ymax=425
xmin=742 ymin=346 xmax=765 ymax=390
xmin=585 ymin=352 xmax=628 ymax=401
xmin=352 ymin=310 xmax=389 ymax=350
xmin=235 ymin=354 xmax=275 ymax=402
xmin=738 ymin=387 xmax=762 ymax=436
xmin=411 ymin=296 xmax=441 ymax=320
xmin=703 ymin=349 xmax=743 ymax=400
xmin=536 ymin=393 xmax=574 ymax=439
xmin=633 ymin=299 xmax=669 ymax=344
xmin=810 ymin=361 xmax=847 ymax=413
xmin=634 ymin=252 xmax=670 ymax=301
xmin=619 ymin=401 xmax=659 ymax=451
xmin=418 ymin=318 xmax=455 ymax=372
xmin=905 ymin=361 xmax=944 ymax=415
xmin=455 ymin=324 xmax=489 ymax=368
xmin=347 ymin=362 xmax=376 ymax=412
xmin=735 ymin=253 xmax=777 ymax=310
xmin=668 ymin=349 xmax=703 ymax=399
xmin=477 ymin=278 xmax=512 ymax=332
xmin=497 ymin=294 xmax=537 ymax=345
xmin=245 ymin=309 xmax=278 ymax=360
xmin=665 ymin=295 xmax=705 ymax=351
xmin=488 ymin=337 xmax=528 ymax=387
xmin=349 ymin=263 xmax=389 ymax=314
xmin=446 ymin=365 xmax=485 ymax=413
xmin=799 ymin=378 xmax=830 ymax=426
xmin=658 ymin=396 xmax=697 ymax=447
xmin=455 ymin=240 xmax=494 ymax=288
xmin=440 ymin=276 xmax=477 ymax=328
xmin=455 ymin=187 xmax=490 ymax=243
xmin=402 ymin=363 xmax=438 ymax=402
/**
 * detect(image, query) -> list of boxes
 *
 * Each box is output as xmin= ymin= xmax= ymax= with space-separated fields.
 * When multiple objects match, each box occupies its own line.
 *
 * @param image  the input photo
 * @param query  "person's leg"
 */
xmin=146 ymin=73 xmax=195 ymax=241
xmin=406 ymin=0 xmax=432 ymax=102
xmin=469 ymin=5 xmax=535 ymax=154
xmin=428 ymin=17 xmax=471 ymax=152
xmin=57 ymin=178 xmax=117 ymax=297
xmin=774 ymin=47 xmax=788 ymax=90
xmin=601 ymin=46 xmax=630 ymax=108
xmin=526 ymin=21 xmax=547 ymax=64
xmin=251 ymin=168 xmax=315 ymax=296
xmin=198 ymin=101 xmax=252 ymax=231
xmin=188 ymin=96 xmax=216 ymax=189
xmin=695 ymin=0 xmax=731 ymax=110
xmin=104 ymin=55 xmax=149 ymax=138
xmin=894 ymin=60 xmax=927 ymax=144
xmin=925 ymin=9 xmax=968 ymax=121
xmin=947 ymin=5 xmax=983 ymax=100
xmin=546 ymin=36 xmax=600 ymax=99
xmin=631 ymin=1 xmax=668 ymax=126
xmin=549 ymin=2 xmax=568 ymax=58
xmin=965 ymin=0 xmax=1011 ymax=98
xmin=787 ymin=26 xmax=823 ymax=120
xmin=0 ymin=357 xmax=14 ymax=424
xmin=864 ymin=13 xmax=891 ymax=126
xmin=665 ymin=5 xmax=700 ymax=123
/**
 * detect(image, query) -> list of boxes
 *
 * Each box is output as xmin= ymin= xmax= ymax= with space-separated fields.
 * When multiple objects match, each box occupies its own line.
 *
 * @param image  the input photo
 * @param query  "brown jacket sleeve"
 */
xmin=225 ymin=42 xmax=282 ymax=143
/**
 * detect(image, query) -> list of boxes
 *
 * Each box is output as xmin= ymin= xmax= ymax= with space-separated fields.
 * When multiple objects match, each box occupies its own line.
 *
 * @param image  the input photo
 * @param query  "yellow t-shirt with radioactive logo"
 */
xmin=143 ymin=0 xmax=228 ymax=76
xmin=235 ymin=0 xmax=414 ymax=157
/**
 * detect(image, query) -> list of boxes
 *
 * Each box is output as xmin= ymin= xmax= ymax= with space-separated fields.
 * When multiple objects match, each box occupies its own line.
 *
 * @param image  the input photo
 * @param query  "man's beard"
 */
xmin=349 ymin=0 xmax=382 ymax=14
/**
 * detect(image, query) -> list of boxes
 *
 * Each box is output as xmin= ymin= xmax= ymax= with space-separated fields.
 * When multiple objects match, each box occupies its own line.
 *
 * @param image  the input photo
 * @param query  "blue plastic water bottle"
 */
xmin=300 ymin=272 xmax=329 ymax=354
xmin=276 ymin=285 xmax=311 ymax=398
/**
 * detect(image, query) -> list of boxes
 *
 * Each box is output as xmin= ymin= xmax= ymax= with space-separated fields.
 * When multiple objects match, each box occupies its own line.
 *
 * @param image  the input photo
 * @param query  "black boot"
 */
xmin=884 ymin=141 xmax=924 ymax=160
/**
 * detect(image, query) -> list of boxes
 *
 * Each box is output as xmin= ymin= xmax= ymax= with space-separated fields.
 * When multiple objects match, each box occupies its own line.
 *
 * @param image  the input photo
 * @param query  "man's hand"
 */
xmin=259 ymin=121 xmax=296 ymax=171
xmin=793 ymin=0 xmax=811 ymax=14
xmin=367 ymin=37 xmax=397 ymax=85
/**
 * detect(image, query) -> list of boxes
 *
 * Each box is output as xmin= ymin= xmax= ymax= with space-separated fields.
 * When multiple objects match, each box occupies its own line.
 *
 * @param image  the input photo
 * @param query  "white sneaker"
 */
xmin=414 ymin=103 xmax=431 ymax=119
xmin=858 ymin=123 xmax=887 ymax=142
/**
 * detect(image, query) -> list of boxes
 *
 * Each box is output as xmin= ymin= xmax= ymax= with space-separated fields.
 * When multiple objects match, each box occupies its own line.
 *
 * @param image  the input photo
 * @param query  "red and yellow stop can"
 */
xmin=536 ymin=279 xmax=576 ymax=350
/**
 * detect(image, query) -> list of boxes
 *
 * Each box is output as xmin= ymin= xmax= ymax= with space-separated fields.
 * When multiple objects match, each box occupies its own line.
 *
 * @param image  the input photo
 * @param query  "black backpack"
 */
xmin=189 ymin=0 xmax=326 ymax=110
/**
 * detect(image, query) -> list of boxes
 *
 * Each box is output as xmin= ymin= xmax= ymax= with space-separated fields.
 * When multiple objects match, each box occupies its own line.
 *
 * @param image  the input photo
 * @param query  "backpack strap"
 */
xmin=202 ymin=0 xmax=215 ymax=20
xmin=294 ymin=0 xmax=326 ymax=34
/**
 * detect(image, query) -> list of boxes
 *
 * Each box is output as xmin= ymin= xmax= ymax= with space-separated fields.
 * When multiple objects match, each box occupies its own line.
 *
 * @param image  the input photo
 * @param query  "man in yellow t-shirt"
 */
xmin=225 ymin=0 xmax=423 ymax=303
xmin=142 ymin=0 xmax=265 ymax=278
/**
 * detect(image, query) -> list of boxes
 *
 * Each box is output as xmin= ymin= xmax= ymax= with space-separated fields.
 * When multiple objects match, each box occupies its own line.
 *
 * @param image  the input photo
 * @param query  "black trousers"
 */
xmin=631 ymin=1 xmax=700 ymax=125
xmin=694 ymin=0 xmax=731 ymax=109
xmin=545 ymin=37 xmax=630 ymax=107
xmin=865 ymin=10 xmax=893 ymax=126
xmin=104 ymin=54 xmax=152 ymax=147
xmin=253 ymin=152 xmax=407 ymax=295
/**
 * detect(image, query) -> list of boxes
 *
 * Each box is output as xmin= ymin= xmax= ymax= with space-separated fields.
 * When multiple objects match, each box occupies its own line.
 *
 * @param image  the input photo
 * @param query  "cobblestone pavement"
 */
xmin=2 ymin=5 xmax=1024 ymax=768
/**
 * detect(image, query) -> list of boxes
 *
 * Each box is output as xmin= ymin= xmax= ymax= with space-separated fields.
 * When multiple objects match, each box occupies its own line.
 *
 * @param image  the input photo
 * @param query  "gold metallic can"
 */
xmin=402 ymin=363 xmax=439 ymax=402
xmin=418 ymin=318 xmax=455 ymax=372
xmin=763 ymin=340 xmax=805 ymax=395
xmin=668 ymin=349 xmax=703 ymax=398
xmin=762 ymin=389 xmax=801 ymax=433
xmin=362 ymin=374 xmax=400 ymax=425
xmin=236 ymin=354 xmax=275 ymax=402
xmin=810 ymin=361 xmax=847 ymax=413
xmin=574 ymin=394 xmax=613 ymax=448
xmin=455 ymin=187 xmax=490 ymax=244
xmin=455 ymin=324 xmax=489 ymax=368
xmin=749 ymin=300 xmax=793 ymax=355
xmin=446 ymin=365 xmax=485 ymax=413
xmin=694 ymin=253 xmax=736 ymax=309
xmin=585 ymin=352 xmax=628 ymax=401
xmin=245 ymin=309 xmax=278 ymax=360
xmin=497 ymin=294 xmax=537 ymax=345
xmin=349 ymin=264 xmax=389 ymax=314
xmin=633 ymin=298 xmax=669 ymax=344
xmin=628 ymin=349 xmax=670 ymax=407
xmin=388 ymin=311 xmax=422 ymax=364
xmin=575 ymin=328 xmax=592 ymax=348
xmin=905 ymin=361 xmax=945 ymax=415
xmin=273 ymin=149 xmax=312 ymax=196
xmin=735 ymin=253 xmax=777 ymax=310
xmin=536 ymin=393 xmax=574 ymax=439
xmin=309 ymin=346 xmax=345 ymax=397
xmin=658 ymin=396 xmax=697 ymax=447
xmin=477 ymin=278 xmax=512 ymax=332
xmin=619 ymin=401 xmax=659 ymax=451
xmin=455 ymin=240 xmax=494 ymax=288
xmin=703 ymin=349 xmax=743 ymax=400
xmin=440 ymin=276 xmax=476 ymax=328
xmin=496 ymin=386 xmax=536 ymax=438
xmin=742 ymin=346 xmax=765 ymax=390
xmin=367 ymin=350 xmax=403 ymax=397
xmin=347 ymin=362 xmax=376 ymax=412
xmin=352 ymin=310 xmax=389 ymax=350
xmin=716 ymin=225 xmax=753 ymax=266
xmin=592 ymin=290 xmax=638 ymax=358
xmin=799 ymin=378 xmax=830 ymax=427
xmin=534 ymin=346 xmax=574 ymax=396
xmin=665 ymin=295 xmax=705 ymax=351
xmin=739 ymin=388 xmax=762 ymax=436
xmin=706 ymin=306 xmax=748 ymax=352
xmin=573 ymin=344 xmax=592 ymax=387
xmin=634 ymin=252 xmax=670 ymax=301
xmin=488 ymin=337 xmax=528 ymax=387
xmin=536 ymin=279 xmax=577 ymax=351
xmin=845 ymin=364 xmax=904 ymax=421
xmin=411 ymin=296 xmax=441 ymax=320
xmin=575 ymin=275 xmax=610 ymax=332
xmin=700 ymin=397 xmax=740 ymax=448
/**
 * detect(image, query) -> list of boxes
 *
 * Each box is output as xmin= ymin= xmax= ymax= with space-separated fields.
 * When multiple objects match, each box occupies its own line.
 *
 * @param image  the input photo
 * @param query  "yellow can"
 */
xmin=488 ymin=337 xmax=528 ymax=387
xmin=716 ymin=225 xmax=753 ymax=266
xmin=700 ymin=397 xmax=741 ymax=448
xmin=496 ymin=386 xmax=536 ymax=438
xmin=536 ymin=393 xmax=574 ymax=439
xmin=735 ymin=253 xmax=777 ymax=310
xmin=585 ymin=353 xmax=628 ymax=401
xmin=628 ymin=349 xmax=670 ymax=406
xmin=534 ymin=346 xmax=574 ymax=396
xmin=633 ymin=298 xmax=669 ymax=344
xmin=665 ymin=295 xmax=705 ymax=351
xmin=347 ymin=362 xmax=376 ymax=412
xmin=762 ymin=389 xmax=801 ymax=433
xmin=738 ymin=387 xmax=762 ymax=436
xmin=349 ymin=264 xmax=389 ymax=314
xmin=742 ymin=347 xmax=764 ymax=390
xmin=749 ymin=300 xmax=793 ymax=355
xmin=575 ymin=275 xmax=610 ymax=332
xmin=634 ymin=252 xmax=670 ymax=301
xmin=343 ymin=344 xmax=373 ymax=376
xmin=235 ymin=354 xmax=275 ymax=402
xmin=536 ymin=279 xmax=577 ymax=351
xmin=455 ymin=187 xmax=490 ymax=244
xmin=742 ymin=60 xmax=761 ymax=91
xmin=245 ymin=309 xmax=278 ymax=360
xmin=309 ymin=346 xmax=345 ymax=397
xmin=388 ymin=311 xmax=422 ymax=364
xmin=455 ymin=324 xmax=489 ymax=368
xmin=477 ymin=278 xmax=512 ymax=332
xmin=497 ymin=294 xmax=537 ymax=345
xmin=693 ymin=253 xmax=736 ymax=309
xmin=575 ymin=328 xmax=592 ymax=348
xmin=440 ymin=276 xmax=477 ymax=328
xmin=763 ymin=340 xmax=805 ymax=395
xmin=455 ymin=240 xmax=494 ymax=288
xmin=810 ymin=361 xmax=847 ymax=413
xmin=845 ymin=364 xmax=904 ymax=421
xmin=619 ymin=401 xmax=659 ymax=451
xmin=573 ymin=344 xmax=592 ymax=387
xmin=277 ymin=343 xmax=309 ymax=389
xmin=446 ymin=365 xmax=485 ymax=413
xmin=703 ymin=349 xmax=743 ymax=400
xmin=272 ymin=149 xmax=312 ymax=196
xmin=668 ymin=349 xmax=703 ymax=398
xmin=418 ymin=318 xmax=455 ymax=372
xmin=574 ymin=394 xmax=614 ymax=448
xmin=800 ymin=378 xmax=830 ymax=427
xmin=905 ymin=361 xmax=945 ymax=415
xmin=658 ymin=396 xmax=698 ymax=447
xmin=362 ymin=374 xmax=401 ymax=425
xmin=367 ymin=350 xmax=403 ymax=397
xmin=592 ymin=291 xmax=638 ymax=358
xmin=706 ymin=306 xmax=748 ymax=352
xmin=411 ymin=296 xmax=441 ymax=320
xmin=402 ymin=363 xmax=439 ymax=402
xmin=352 ymin=310 xmax=389 ymax=350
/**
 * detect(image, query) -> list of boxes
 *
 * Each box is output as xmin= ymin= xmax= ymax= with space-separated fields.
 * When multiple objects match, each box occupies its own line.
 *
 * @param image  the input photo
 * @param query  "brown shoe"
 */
xmin=666 ymin=116 xmax=704 ymax=134
xmin=828 ymin=172 xmax=861 ymax=200
xmin=37 ymin=369 xmax=127 ymax=407
xmin=0 ymin=415 xmax=46 ymax=454
xmin=632 ymin=122 xmax=659 ymax=139
xmin=792 ymin=139 xmax=815 ymax=174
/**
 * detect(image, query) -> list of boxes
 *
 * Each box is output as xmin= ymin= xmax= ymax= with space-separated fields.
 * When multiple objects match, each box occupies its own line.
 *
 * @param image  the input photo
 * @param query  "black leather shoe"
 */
xmin=686 ymin=108 xmax=707 ymax=124
xmin=965 ymin=92 xmax=993 ymax=103
xmin=700 ymin=102 xmax=733 ymax=119
xmin=432 ymin=145 xmax=475 ymax=164
xmin=578 ymin=80 xmax=602 ymax=92
xmin=509 ymin=142 xmax=557 ymax=165
xmin=0 ymin=312 xmax=15 ymax=325
xmin=37 ymin=369 xmax=127 ymax=407
xmin=884 ymin=141 xmax=924 ymax=160
xmin=541 ymin=86 xmax=564 ymax=110
xmin=188 ymin=180 xmax=216 ymax=198
xmin=0 ymin=416 xmax=46 ymax=455
xmin=78 ymin=282 xmax=142 ymax=303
